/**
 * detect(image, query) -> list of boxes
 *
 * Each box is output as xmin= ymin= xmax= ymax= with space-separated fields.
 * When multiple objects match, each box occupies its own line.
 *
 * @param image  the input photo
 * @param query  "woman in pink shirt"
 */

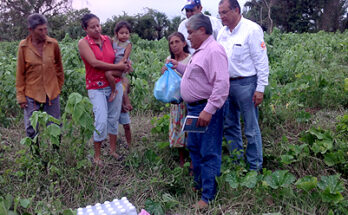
xmin=78 ymin=14 xmax=130 ymax=166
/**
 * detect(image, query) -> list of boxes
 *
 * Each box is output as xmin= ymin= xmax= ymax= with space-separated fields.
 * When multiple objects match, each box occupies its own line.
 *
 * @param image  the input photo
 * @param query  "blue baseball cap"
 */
xmin=182 ymin=0 xmax=201 ymax=11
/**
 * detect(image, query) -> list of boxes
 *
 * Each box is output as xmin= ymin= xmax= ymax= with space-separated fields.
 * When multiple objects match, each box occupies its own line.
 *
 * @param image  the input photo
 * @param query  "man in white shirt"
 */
xmin=178 ymin=0 xmax=222 ymax=53
xmin=217 ymin=0 xmax=269 ymax=171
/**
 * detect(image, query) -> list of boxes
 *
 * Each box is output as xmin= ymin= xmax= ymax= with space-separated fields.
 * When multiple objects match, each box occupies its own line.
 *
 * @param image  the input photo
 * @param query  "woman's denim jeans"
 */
xmin=88 ymin=82 xmax=123 ymax=142
xmin=224 ymin=75 xmax=263 ymax=170
xmin=186 ymin=102 xmax=223 ymax=203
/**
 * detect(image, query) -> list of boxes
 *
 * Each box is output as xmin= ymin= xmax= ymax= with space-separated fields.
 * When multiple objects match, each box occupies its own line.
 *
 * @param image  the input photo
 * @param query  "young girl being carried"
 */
xmin=106 ymin=21 xmax=132 ymax=102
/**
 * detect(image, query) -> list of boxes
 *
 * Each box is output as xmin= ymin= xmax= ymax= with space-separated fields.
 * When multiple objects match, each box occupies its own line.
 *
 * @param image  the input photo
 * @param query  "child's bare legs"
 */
xmin=105 ymin=71 xmax=118 ymax=102
xmin=123 ymin=124 xmax=132 ymax=148
xmin=93 ymin=141 xmax=103 ymax=166
xmin=109 ymin=134 xmax=121 ymax=159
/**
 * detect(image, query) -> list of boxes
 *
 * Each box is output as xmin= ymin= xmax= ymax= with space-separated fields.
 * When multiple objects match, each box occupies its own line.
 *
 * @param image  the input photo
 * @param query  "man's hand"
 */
xmin=252 ymin=91 xmax=264 ymax=107
xmin=19 ymin=102 xmax=28 ymax=109
xmin=167 ymin=59 xmax=178 ymax=69
xmin=197 ymin=110 xmax=212 ymax=127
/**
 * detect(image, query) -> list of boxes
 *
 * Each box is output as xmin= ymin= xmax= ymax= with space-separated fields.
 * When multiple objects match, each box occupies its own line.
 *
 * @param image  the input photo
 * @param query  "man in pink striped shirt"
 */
xmin=170 ymin=13 xmax=229 ymax=209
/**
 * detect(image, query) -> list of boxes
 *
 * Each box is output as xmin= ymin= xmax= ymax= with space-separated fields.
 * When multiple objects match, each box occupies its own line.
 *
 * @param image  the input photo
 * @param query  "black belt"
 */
xmin=188 ymin=99 xmax=207 ymax=106
xmin=230 ymin=76 xmax=245 ymax=81
xmin=230 ymin=75 xmax=256 ymax=81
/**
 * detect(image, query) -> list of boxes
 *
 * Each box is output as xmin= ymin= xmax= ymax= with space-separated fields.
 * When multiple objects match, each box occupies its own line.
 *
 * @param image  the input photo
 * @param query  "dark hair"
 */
xmin=81 ymin=13 xmax=99 ymax=29
xmin=114 ymin=21 xmax=132 ymax=34
xmin=168 ymin=32 xmax=190 ymax=59
xmin=186 ymin=13 xmax=212 ymax=35
xmin=220 ymin=0 xmax=241 ymax=14
xmin=27 ymin=13 xmax=47 ymax=29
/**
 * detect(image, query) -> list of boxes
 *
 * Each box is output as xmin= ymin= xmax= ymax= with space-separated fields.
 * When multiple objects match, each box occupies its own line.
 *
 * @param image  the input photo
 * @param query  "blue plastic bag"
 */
xmin=154 ymin=63 xmax=182 ymax=103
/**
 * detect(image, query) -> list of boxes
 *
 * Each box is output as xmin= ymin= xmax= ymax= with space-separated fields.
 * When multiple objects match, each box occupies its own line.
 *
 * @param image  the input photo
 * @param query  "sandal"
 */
xmin=110 ymin=152 xmax=123 ymax=161
xmin=93 ymin=158 xmax=104 ymax=167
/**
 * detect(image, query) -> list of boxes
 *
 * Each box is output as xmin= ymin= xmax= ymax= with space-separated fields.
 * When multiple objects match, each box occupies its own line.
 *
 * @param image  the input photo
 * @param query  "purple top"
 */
xmin=177 ymin=35 xmax=229 ymax=114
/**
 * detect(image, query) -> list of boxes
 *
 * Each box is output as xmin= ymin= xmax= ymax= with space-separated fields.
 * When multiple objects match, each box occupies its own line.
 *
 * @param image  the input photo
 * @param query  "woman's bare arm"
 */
xmin=78 ymin=38 xmax=128 ymax=73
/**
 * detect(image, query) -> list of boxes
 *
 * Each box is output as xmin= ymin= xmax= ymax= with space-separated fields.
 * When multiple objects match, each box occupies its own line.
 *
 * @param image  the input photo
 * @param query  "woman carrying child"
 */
xmin=78 ymin=14 xmax=130 ymax=166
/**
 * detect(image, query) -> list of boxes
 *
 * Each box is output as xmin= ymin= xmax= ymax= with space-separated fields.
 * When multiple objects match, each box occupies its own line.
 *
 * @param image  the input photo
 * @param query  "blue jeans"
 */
xmin=88 ymin=82 xmax=123 ymax=142
xmin=24 ymin=96 xmax=61 ymax=139
xmin=224 ymin=76 xmax=263 ymax=170
xmin=186 ymin=102 xmax=223 ymax=203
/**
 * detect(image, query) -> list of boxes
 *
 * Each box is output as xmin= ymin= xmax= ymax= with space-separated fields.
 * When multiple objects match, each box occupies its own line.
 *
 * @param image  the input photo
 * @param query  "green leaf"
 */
xmin=344 ymin=78 xmax=348 ymax=92
xmin=320 ymin=189 xmax=344 ymax=204
xmin=145 ymin=199 xmax=164 ymax=215
xmin=311 ymin=139 xmax=333 ymax=155
xmin=318 ymin=175 xmax=344 ymax=193
xmin=46 ymin=124 xmax=61 ymax=137
xmin=240 ymin=171 xmax=258 ymax=188
xmin=225 ymin=172 xmax=239 ymax=189
xmin=0 ymin=198 xmax=8 ymax=215
xmin=309 ymin=127 xmax=325 ymax=140
xmin=324 ymin=151 xmax=345 ymax=167
xmin=20 ymin=137 xmax=32 ymax=146
xmin=317 ymin=175 xmax=344 ymax=204
xmin=300 ymin=132 xmax=316 ymax=145
xmin=295 ymin=176 xmax=318 ymax=192
xmin=4 ymin=194 xmax=13 ymax=210
xmin=19 ymin=199 xmax=30 ymax=209
xmin=62 ymin=209 xmax=75 ymax=215
xmin=280 ymin=154 xmax=295 ymax=164
xmin=155 ymin=141 xmax=169 ymax=149
xmin=30 ymin=111 xmax=39 ymax=132
xmin=264 ymin=170 xmax=296 ymax=189
xmin=161 ymin=193 xmax=179 ymax=209
xmin=144 ymin=150 xmax=160 ymax=164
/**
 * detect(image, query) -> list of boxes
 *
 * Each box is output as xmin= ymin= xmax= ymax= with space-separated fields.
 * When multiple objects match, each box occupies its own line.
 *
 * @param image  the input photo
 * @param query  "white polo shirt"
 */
xmin=217 ymin=17 xmax=269 ymax=93
xmin=178 ymin=15 xmax=222 ymax=54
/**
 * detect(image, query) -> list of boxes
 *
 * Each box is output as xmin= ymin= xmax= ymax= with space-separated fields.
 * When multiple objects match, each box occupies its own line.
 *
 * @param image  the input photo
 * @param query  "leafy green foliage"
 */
xmin=145 ymin=199 xmax=164 ymax=215
xmin=263 ymin=170 xmax=296 ymax=189
xmin=151 ymin=114 xmax=170 ymax=135
xmin=0 ymin=194 xmax=31 ymax=215
xmin=0 ymin=30 xmax=347 ymax=214
xmin=295 ymin=176 xmax=318 ymax=192
xmin=318 ymin=175 xmax=345 ymax=204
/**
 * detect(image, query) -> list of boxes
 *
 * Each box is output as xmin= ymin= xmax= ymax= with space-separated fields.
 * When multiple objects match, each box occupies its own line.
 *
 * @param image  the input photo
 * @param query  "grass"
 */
xmin=1 ymin=108 xmax=347 ymax=215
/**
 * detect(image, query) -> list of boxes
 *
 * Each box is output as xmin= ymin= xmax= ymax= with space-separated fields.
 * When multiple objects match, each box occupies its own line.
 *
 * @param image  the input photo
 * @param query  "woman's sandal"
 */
xmin=93 ymin=159 xmax=104 ymax=167
xmin=110 ymin=152 xmax=123 ymax=161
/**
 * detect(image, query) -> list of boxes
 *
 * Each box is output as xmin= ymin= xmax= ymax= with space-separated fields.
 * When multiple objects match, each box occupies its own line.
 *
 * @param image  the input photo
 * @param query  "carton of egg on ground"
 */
xmin=77 ymin=197 xmax=137 ymax=215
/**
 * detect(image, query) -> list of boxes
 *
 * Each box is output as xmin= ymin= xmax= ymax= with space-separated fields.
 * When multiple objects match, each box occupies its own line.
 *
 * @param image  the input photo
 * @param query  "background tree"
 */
xmin=48 ymin=8 xmax=91 ymax=40
xmin=102 ymin=12 xmax=137 ymax=38
xmin=166 ymin=16 xmax=184 ymax=38
xmin=243 ymin=0 xmax=348 ymax=33
xmin=0 ymin=0 xmax=72 ymax=41
xmin=102 ymin=9 xmax=173 ymax=41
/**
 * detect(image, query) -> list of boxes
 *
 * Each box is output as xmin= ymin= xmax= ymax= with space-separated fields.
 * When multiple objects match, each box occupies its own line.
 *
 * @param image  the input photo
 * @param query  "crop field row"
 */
xmin=0 ymin=30 xmax=347 ymax=214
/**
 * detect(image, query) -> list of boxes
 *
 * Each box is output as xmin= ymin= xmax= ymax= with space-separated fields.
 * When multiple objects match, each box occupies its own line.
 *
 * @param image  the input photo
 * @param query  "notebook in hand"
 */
xmin=182 ymin=115 xmax=208 ymax=133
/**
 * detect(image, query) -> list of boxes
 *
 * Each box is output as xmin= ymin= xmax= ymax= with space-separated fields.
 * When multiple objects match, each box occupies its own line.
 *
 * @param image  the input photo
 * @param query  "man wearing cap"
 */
xmin=178 ymin=0 xmax=222 ymax=53
xmin=217 ymin=0 xmax=269 ymax=172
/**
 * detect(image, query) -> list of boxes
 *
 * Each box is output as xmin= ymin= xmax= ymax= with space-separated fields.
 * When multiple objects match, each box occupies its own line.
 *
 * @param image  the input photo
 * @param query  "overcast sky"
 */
xmin=72 ymin=0 xmax=247 ymax=23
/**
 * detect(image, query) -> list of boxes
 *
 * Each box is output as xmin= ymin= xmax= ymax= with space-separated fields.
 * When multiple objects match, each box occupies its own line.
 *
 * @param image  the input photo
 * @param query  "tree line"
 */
xmin=244 ymin=0 xmax=348 ymax=33
xmin=0 ymin=0 xmax=347 ymax=41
